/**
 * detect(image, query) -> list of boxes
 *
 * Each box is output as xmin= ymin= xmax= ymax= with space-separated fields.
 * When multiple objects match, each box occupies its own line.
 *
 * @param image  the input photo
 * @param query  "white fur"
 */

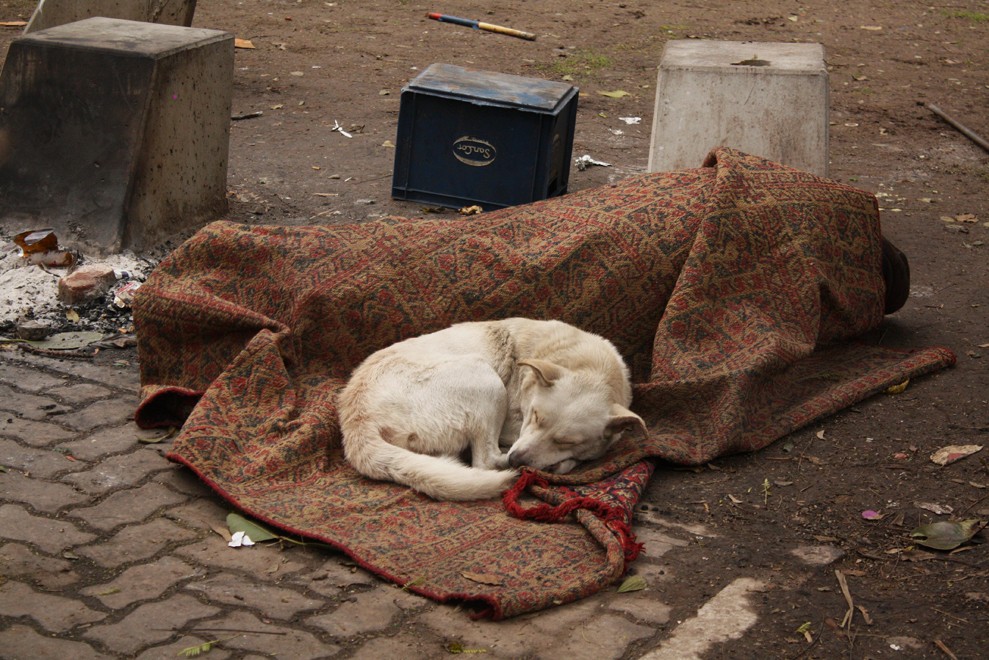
xmin=338 ymin=318 xmax=645 ymax=501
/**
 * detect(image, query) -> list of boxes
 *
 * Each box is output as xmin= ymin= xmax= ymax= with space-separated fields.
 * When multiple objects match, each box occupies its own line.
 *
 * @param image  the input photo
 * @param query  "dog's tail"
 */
xmin=342 ymin=424 xmax=517 ymax=501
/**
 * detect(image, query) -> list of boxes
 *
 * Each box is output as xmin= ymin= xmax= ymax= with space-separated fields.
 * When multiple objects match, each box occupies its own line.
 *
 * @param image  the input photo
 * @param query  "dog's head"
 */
xmin=506 ymin=359 xmax=646 ymax=474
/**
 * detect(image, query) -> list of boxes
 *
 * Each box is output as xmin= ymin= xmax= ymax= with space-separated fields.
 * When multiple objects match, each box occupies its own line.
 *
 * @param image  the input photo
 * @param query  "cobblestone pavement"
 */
xmin=0 ymin=346 xmax=946 ymax=659
xmin=0 ymin=346 xmax=784 ymax=659
xmin=0 ymin=348 xmax=661 ymax=659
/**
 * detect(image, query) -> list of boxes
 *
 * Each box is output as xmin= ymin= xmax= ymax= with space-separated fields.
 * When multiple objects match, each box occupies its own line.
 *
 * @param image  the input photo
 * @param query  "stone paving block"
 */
xmin=351 ymin=631 xmax=443 ymax=659
xmin=83 ymin=593 xmax=220 ymax=656
xmin=421 ymin=597 xmax=654 ymax=659
xmin=70 ymin=480 xmax=188 ymax=531
xmin=0 ymin=623 xmax=104 ymax=660
xmin=0 ymin=383 xmax=71 ymax=419
xmin=76 ymin=517 xmax=200 ymax=566
xmin=287 ymin=558 xmax=370 ymax=599
xmin=0 ymin=437 xmax=85 ymax=477
xmin=135 ymin=635 xmax=233 ymax=660
xmin=200 ymin=610 xmax=338 ymax=658
xmin=0 ymin=580 xmax=106 ymax=632
xmin=0 ymin=357 xmax=67 ymax=391
xmin=307 ymin=585 xmax=426 ymax=637
xmin=159 ymin=465 xmax=220 ymax=497
xmin=0 ymin=503 xmax=96 ymax=553
xmin=82 ymin=555 xmax=201 ymax=608
xmin=0 ymin=542 xmax=80 ymax=589
xmin=3 ymin=352 xmax=140 ymax=391
xmin=0 ymin=413 xmax=76 ymax=446
xmin=174 ymin=529 xmax=314 ymax=577
xmin=62 ymin=445 xmax=172 ymax=493
xmin=58 ymin=422 xmax=159 ymax=461
xmin=185 ymin=570 xmax=325 ymax=621
xmin=54 ymin=396 xmax=140 ymax=432
xmin=48 ymin=382 xmax=113 ymax=404
xmin=0 ymin=468 xmax=89 ymax=511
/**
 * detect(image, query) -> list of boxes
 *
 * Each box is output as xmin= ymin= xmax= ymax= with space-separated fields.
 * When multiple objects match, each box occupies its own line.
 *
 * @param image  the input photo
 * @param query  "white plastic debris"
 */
xmin=574 ymin=154 xmax=612 ymax=171
xmin=228 ymin=531 xmax=255 ymax=547
xmin=331 ymin=120 xmax=353 ymax=138
xmin=619 ymin=116 xmax=642 ymax=125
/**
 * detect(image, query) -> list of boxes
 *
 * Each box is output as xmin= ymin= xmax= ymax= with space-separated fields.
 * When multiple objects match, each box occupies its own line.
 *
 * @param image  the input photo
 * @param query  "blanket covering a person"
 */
xmin=133 ymin=148 xmax=954 ymax=619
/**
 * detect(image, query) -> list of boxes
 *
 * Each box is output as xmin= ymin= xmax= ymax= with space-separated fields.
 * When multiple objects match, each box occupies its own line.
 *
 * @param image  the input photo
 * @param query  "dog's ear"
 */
xmin=606 ymin=404 xmax=648 ymax=439
xmin=518 ymin=359 xmax=564 ymax=387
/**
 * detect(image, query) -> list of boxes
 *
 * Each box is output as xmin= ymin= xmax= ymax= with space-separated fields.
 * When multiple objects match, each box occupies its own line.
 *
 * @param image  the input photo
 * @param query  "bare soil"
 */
xmin=2 ymin=1 xmax=987 ymax=657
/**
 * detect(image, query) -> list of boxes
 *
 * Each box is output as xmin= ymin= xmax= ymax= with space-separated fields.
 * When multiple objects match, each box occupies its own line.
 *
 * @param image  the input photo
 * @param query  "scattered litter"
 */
xmin=914 ymin=502 xmax=953 ymax=515
xmin=862 ymin=509 xmax=883 ymax=520
xmin=228 ymin=531 xmax=256 ymax=547
xmin=331 ymin=120 xmax=353 ymax=138
xmin=911 ymin=519 xmax=984 ymax=551
xmin=930 ymin=444 xmax=983 ymax=466
xmin=459 ymin=205 xmax=483 ymax=216
xmin=574 ymin=154 xmax=611 ymax=171
xmin=231 ymin=110 xmax=263 ymax=121
xmin=234 ymin=38 xmax=256 ymax=49
xmin=0 ymin=21 xmax=27 ymax=28
xmin=619 ymin=116 xmax=642 ymax=125
xmin=113 ymin=281 xmax=142 ymax=308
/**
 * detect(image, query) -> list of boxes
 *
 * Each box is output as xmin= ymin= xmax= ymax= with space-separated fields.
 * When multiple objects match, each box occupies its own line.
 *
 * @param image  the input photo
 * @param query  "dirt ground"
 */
xmin=2 ymin=0 xmax=988 ymax=657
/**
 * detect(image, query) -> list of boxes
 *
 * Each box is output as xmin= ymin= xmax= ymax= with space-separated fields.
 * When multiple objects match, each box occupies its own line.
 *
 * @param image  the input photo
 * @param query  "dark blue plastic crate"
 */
xmin=391 ymin=63 xmax=578 ymax=210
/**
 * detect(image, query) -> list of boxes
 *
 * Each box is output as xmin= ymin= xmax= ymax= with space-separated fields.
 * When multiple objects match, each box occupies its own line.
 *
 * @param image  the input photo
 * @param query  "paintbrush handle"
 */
xmin=427 ymin=12 xmax=536 ymax=41
xmin=477 ymin=21 xmax=537 ymax=41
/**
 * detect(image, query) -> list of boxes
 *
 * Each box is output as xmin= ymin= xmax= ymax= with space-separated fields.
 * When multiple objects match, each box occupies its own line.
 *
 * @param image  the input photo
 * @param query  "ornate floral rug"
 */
xmin=133 ymin=148 xmax=954 ymax=619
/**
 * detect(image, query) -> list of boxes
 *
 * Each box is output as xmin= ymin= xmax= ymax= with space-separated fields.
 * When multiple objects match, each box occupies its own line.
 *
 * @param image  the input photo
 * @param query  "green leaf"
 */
xmin=226 ymin=512 xmax=277 ymax=543
xmin=617 ymin=575 xmax=647 ymax=593
xmin=597 ymin=89 xmax=630 ymax=99
xmin=178 ymin=640 xmax=218 ymax=657
xmin=911 ymin=519 xmax=984 ymax=550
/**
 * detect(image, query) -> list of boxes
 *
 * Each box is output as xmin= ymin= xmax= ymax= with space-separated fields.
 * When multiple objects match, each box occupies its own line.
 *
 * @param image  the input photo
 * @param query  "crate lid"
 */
xmin=406 ymin=63 xmax=577 ymax=112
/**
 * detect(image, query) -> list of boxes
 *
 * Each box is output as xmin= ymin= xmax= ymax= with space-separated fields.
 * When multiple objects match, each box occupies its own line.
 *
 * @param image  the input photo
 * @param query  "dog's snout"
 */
xmin=508 ymin=450 xmax=528 ymax=468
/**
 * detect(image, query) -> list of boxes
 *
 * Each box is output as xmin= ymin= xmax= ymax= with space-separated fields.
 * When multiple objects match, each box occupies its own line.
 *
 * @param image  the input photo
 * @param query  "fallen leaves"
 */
xmin=597 ymin=89 xmax=630 ymax=99
xmin=617 ymin=575 xmax=647 ymax=593
xmin=911 ymin=519 xmax=985 ymax=551
xmin=930 ymin=444 xmax=983 ymax=466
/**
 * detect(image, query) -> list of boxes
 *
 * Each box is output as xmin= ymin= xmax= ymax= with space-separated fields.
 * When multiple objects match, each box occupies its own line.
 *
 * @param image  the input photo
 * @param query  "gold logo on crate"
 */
xmin=453 ymin=136 xmax=496 ymax=167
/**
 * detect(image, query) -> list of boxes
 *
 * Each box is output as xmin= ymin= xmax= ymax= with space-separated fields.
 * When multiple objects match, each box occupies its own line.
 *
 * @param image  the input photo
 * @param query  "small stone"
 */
xmin=16 ymin=320 xmax=53 ymax=340
xmin=57 ymin=266 xmax=117 ymax=306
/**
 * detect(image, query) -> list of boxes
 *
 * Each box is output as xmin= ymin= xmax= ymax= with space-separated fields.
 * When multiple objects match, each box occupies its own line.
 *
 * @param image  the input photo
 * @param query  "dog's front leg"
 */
xmin=469 ymin=386 xmax=512 ymax=471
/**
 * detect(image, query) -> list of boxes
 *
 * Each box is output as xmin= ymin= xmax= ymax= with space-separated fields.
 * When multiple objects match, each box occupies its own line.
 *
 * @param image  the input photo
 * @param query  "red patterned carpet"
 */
xmin=133 ymin=149 xmax=954 ymax=618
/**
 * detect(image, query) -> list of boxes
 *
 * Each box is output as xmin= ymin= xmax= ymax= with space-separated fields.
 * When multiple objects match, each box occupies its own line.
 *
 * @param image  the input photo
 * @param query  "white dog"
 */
xmin=338 ymin=318 xmax=646 ymax=501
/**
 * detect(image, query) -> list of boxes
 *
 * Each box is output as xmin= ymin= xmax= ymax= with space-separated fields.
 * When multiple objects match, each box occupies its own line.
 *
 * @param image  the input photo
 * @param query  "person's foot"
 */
xmin=881 ymin=237 xmax=910 ymax=314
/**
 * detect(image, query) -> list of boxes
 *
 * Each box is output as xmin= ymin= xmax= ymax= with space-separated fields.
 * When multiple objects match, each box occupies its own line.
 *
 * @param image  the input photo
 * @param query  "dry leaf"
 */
xmin=956 ymin=213 xmax=978 ymax=223
xmin=885 ymin=379 xmax=909 ymax=395
xmin=930 ymin=444 xmax=983 ymax=466
xmin=859 ymin=25 xmax=883 ymax=31
xmin=617 ymin=575 xmax=647 ymax=592
xmin=598 ymin=89 xmax=630 ymax=99
xmin=235 ymin=38 xmax=256 ymax=49
xmin=911 ymin=519 xmax=984 ymax=550
xmin=461 ymin=571 xmax=503 ymax=586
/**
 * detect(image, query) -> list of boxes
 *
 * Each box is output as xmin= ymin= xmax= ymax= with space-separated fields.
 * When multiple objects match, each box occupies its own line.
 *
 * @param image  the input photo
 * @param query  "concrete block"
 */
xmin=0 ymin=17 xmax=234 ymax=254
xmin=647 ymin=40 xmax=829 ymax=176
xmin=25 ymin=0 xmax=197 ymax=33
